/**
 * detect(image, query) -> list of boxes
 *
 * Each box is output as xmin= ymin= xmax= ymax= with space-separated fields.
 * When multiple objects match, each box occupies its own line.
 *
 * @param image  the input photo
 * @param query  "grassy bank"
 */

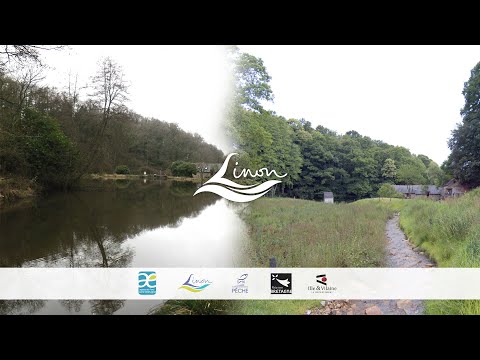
xmin=399 ymin=189 xmax=480 ymax=314
xmin=231 ymin=198 xmax=395 ymax=315
xmin=0 ymin=175 xmax=38 ymax=206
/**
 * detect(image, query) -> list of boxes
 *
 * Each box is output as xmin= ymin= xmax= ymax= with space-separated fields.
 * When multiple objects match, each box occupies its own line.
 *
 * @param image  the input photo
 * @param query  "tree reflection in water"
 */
xmin=0 ymin=179 xmax=219 ymax=314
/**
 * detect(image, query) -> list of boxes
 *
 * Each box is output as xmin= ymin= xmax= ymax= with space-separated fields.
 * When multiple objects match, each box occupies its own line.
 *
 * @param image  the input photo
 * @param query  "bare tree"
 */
xmin=0 ymin=45 xmax=65 ymax=69
xmin=13 ymin=64 xmax=45 ymax=119
xmin=78 ymin=57 xmax=129 ymax=176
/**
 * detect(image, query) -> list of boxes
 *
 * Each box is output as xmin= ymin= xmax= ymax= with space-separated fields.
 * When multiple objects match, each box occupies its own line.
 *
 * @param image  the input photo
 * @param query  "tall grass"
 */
xmin=239 ymin=198 xmax=393 ymax=268
xmin=400 ymin=189 xmax=480 ymax=314
xmin=229 ymin=197 xmax=394 ymax=315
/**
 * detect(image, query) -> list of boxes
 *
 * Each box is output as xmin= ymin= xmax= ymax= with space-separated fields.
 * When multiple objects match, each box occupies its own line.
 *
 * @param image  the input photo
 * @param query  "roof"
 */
xmin=444 ymin=178 xmax=467 ymax=193
xmin=324 ymin=192 xmax=334 ymax=198
xmin=393 ymin=185 xmax=443 ymax=195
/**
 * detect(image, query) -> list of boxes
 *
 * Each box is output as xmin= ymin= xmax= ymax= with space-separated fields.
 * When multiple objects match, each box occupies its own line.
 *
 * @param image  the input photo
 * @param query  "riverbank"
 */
xmin=311 ymin=213 xmax=433 ymax=315
xmin=0 ymin=175 xmax=38 ymax=207
xmin=86 ymin=173 xmax=204 ymax=183
xmin=400 ymin=189 xmax=480 ymax=314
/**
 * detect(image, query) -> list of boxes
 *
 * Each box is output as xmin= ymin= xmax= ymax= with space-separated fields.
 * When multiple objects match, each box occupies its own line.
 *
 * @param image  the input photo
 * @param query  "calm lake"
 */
xmin=0 ymin=179 xmax=247 ymax=315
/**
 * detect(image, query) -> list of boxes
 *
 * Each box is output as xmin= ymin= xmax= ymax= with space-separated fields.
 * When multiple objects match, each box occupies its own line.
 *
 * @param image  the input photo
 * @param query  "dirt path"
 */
xmin=308 ymin=213 xmax=435 ymax=315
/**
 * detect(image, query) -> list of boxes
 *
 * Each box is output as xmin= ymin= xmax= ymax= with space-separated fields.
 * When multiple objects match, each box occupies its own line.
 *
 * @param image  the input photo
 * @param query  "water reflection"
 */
xmin=0 ymin=179 xmax=247 ymax=314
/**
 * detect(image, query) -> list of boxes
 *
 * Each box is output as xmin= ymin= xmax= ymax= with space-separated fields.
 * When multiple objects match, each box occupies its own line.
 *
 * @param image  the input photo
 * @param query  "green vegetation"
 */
xmin=228 ymin=47 xmax=445 ymax=202
xmin=400 ymin=189 xmax=480 ymax=314
xmin=447 ymin=60 xmax=480 ymax=188
xmin=0 ymin=49 xmax=223 ymax=198
xmin=231 ymin=197 xmax=393 ymax=315
xmin=232 ymin=300 xmax=320 ymax=315
xmin=377 ymin=183 xmax=403 ymax=199
xmin=240 ymin=198 xmax=391 ymax=268
xmin=170 ymin=161 xmax=197 ymax=178
xmin=154 ymin=300 xmax=232 ymax=315
xmin=114 ymin=165 xmax=130 ymax=175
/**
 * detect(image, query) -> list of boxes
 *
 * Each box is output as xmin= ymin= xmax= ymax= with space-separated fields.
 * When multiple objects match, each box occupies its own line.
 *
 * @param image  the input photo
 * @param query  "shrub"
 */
xmin=170 ymin=161 xmax=197 ymax=177
xmin=377 ymin=183 xmax=403 ymax=199
xmin=115 ymin=165 xmax=130 ymax=174
xmin=17 ymin=108 xmax=78 ymax=188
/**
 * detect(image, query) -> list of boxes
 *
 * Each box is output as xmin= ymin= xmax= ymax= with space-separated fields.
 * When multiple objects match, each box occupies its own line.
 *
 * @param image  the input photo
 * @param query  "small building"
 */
xmin=324 ymin=192 xmax=334 ymax=204
xmin=193 ymin=163 xmax=222 ymax=179
xmin=393 ymin=185 xmax=443 ymax=200
xmin=443 ymin=179 xmax=467 ymax=198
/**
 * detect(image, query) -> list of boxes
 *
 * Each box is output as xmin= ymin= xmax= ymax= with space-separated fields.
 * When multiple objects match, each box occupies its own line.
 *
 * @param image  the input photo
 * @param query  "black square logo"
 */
xmin=271 ymin=273 xmax=292 ymax=294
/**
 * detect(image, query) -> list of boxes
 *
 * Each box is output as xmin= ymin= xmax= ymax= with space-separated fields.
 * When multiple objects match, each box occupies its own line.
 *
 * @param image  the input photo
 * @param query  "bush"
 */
xmin=377 ymin=183 xmax=403 ymax=199
xmin=170 ymin=161 xmax=197 ymax=177
xmin=17 ymin=108 xmax=78 ymax=188
xmin=115 ymin=165 xmax=130 ymax=174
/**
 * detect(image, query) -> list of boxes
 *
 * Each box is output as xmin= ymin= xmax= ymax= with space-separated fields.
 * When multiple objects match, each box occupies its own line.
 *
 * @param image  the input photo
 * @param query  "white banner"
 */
xmin=1 ymin=268 xmax=480 ymax=300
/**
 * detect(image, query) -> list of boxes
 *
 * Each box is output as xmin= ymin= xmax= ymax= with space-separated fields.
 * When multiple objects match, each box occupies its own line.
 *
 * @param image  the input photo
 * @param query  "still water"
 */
xmin=0 ymin=179 xmax=247 ymax=315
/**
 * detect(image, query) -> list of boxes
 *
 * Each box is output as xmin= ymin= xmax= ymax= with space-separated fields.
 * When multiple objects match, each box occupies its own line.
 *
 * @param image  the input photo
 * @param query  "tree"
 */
xmin=396 ymin=163 xmax=427 ymax=185
xmin=79 ymin=57 xmax=129 ymax=175
xmin=0 ymin=45 xmax=65 ymax=70
xmin=448 ymin=60 xmax=480 ymax=188
xmin=377 ymin=183 xmax=403 ymax=199
xmin=381 ymin=158 xmax=397 ymax=181
xmin=17 ymin=108 xmax=78 ymax=188
xmin=229 ymin=46 xmax=273 ymax=113
xmin=426 ymin=161 xmax=445 ymax=186
xmin=417 ymin=154 xmax=432 ymax=167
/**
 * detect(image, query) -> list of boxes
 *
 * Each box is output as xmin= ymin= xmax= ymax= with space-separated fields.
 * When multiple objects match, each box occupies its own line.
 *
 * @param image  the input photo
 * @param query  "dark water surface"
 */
xmin=0 ymin=179 xmax=246 ymax=314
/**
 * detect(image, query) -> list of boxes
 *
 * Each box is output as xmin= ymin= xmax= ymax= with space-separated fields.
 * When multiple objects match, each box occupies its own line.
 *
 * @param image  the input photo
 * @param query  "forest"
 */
xmin=2 ymin=45 xmax=479 ymax=202
xmin=0 ymin=46 xmax=224 ymax=190
xmin=228 ymin=46 xmax=453 ymax=202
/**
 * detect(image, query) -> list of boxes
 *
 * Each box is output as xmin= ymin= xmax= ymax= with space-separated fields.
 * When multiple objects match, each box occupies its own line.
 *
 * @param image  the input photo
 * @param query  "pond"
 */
xmin=0 ymin=179 xmax=247 ymax=314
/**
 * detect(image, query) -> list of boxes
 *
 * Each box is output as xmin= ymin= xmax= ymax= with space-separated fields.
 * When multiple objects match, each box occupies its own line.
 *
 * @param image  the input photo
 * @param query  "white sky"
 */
xmin=40 ymin=45 xmax=233 ymax=152
xmin=239 ymin=45 xmax=480 ymax=164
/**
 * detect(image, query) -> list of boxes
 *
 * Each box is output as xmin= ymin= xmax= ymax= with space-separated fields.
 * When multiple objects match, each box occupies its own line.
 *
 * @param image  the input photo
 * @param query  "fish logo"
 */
xmin=193 ymin=153 xmax=287 ymax=203
xmin=178 ymin=274 xmax=212 ymax=293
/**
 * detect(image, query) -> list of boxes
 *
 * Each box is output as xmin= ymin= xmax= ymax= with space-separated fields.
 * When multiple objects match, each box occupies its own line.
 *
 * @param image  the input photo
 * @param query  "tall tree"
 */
xmin=381 ymin=158 xmax=397 ymax=182
xmin=426 ymin=161 xmax=445 ymax=186
xmin=229 ymin=46 xmax=273 ymax=113
xmin=79 ymin=57 xmax=129 ymax=175
xmin=448 ymin=60 xmax=480 ymax=187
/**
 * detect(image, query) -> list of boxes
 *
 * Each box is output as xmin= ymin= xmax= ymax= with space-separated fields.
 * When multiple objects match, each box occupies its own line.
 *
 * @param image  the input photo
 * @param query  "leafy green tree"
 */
xmin=396 ymin=163 xmax=427 ymax=185
xmin=426 ymin=161 xmax=445 ymax=186
xmin=229 ymin=46 xmax=273 ymax=113
xmin=170 ymin=161 xmax=197 ymax=177
xmin=448 ymin=60 xmax=480 ymax=187
xmin=381 ymin=158 xmax=397 ymax=181
xmin=18 ymin=108 xmax=78 ymax=188
xmin=377 ymin=183 xmax=403 ymax=198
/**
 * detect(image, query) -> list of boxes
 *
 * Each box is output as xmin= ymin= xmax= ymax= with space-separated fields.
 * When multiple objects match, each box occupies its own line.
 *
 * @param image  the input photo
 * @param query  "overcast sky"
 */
xmin=39 ymin=45 xmax=480 ymax=164
xmin=41 ymin=45 xmax=233 ymax=152
xmin=239 ymin=45 xmax=480 ymax=164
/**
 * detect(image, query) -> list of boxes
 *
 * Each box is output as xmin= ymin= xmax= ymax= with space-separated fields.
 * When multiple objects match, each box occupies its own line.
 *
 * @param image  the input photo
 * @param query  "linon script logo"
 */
xmin=193 ymin=153 xmax=287 ymax=203
xmin=178 ymin=274 xmax=212 ymax=292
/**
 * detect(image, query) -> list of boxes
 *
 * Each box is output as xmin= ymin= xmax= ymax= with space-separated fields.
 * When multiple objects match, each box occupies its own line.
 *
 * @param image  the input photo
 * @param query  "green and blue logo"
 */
xmin=138 ymin=271 xmax=157 ymax=295
xmin=179 ymin=274 xmax=212 ymax=292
